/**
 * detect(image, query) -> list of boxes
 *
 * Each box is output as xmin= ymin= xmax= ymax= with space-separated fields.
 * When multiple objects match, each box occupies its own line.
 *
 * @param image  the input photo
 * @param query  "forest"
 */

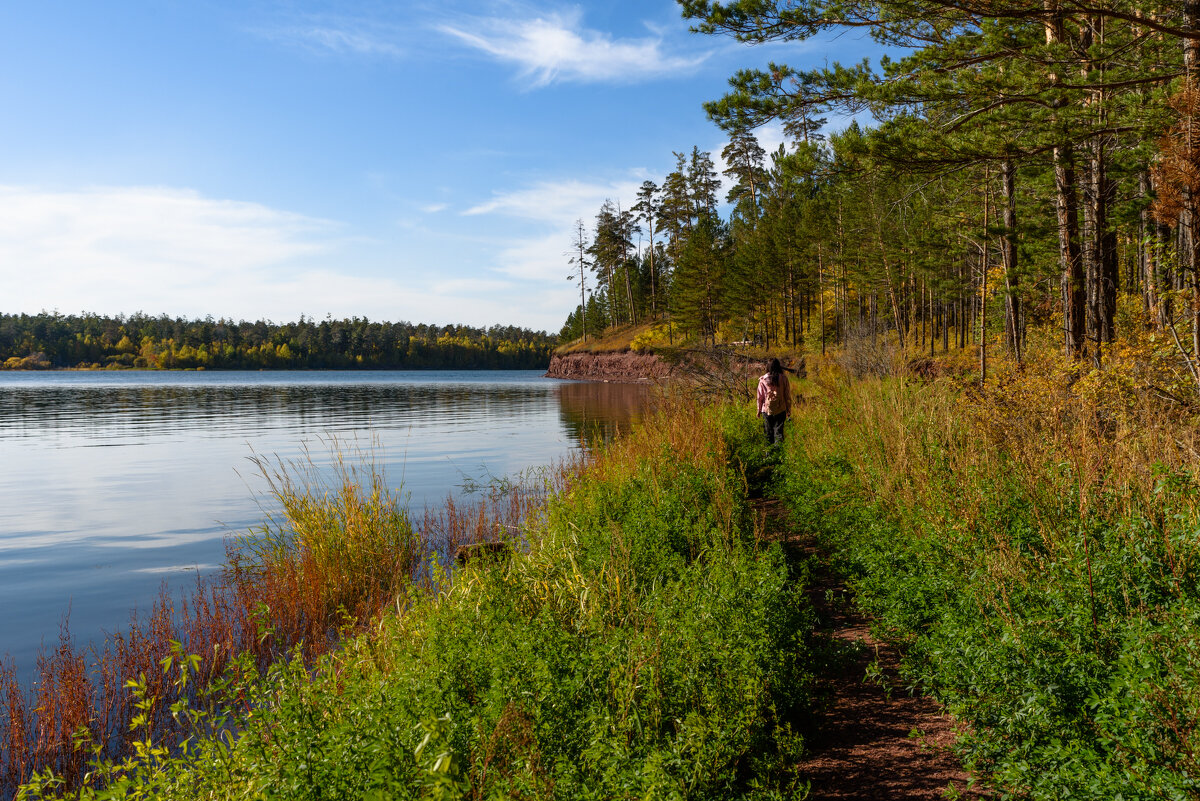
xmin=0 ymin=312 xmax=556 ymax=371
xmin=562 ymin=0 xmax=1200 ymax=402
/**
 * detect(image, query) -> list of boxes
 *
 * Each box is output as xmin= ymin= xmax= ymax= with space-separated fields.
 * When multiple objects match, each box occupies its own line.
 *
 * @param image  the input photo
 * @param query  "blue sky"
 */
xmin=0 ymin=1 xmax=879 ymax=333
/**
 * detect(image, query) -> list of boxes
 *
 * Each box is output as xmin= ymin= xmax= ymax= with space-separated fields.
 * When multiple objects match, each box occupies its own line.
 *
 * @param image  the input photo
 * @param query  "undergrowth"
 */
xmin=17 ymin=397 xmax=817 ymax=800
xmin=778 ymin=374 xmax=1200 ymax=799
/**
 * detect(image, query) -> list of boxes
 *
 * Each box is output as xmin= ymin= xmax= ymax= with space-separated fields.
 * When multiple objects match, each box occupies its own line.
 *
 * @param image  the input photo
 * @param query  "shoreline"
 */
xmin=0 ymin=364 xmax=553 ymax=373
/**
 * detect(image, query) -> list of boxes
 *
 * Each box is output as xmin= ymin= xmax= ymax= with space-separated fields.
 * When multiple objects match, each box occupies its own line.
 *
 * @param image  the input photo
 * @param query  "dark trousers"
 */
xmin=763 ymin=412 xmax=787 ymax=445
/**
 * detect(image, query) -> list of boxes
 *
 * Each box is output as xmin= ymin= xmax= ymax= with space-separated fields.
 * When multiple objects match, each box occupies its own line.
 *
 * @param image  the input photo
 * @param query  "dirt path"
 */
xmin=755 ymin=499 xmax=989 ymax=800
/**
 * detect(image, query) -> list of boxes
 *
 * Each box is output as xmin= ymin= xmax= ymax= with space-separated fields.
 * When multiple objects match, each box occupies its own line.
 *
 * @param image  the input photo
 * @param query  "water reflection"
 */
xmin=4 ymin=384 xmax=554 ymax=442
xmin=3 ymin=383 xmax=651 ymax=444
xmin=555 ymin=380 xmax=654 ymax=444
xmin=0 ymin=371 xmax=650 ymax=677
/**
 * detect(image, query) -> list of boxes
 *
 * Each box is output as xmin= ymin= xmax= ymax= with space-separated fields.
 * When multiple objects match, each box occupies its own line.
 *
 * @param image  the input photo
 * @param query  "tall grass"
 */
xmin=1 ymin=442 xmax=560 ymax=800
xmin=227 ymin=445 xmax=420 ymax=656
xmin=777 ymin=370 xmax=1200 ymax=798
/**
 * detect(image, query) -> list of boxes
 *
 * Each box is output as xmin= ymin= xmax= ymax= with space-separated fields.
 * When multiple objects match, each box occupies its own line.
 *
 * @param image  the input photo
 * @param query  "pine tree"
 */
xmin=567 ymin=218 xmax=591 ymax=341
xmin=721 ymin=120 xmax=768 ymax=222
xmin=634 ymin=180 xmax=662 ymax=317
xmin=673 ymin=213 xmax=731 ymax=344
xmin=687 ymin=147 xmax=721 ymax=220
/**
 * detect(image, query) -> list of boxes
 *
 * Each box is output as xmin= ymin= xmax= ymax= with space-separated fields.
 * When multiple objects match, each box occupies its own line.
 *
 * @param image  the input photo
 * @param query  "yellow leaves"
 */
xmin=630 ymin=323 xmax=677 ymax=353
xmin=985 ymin=263 xmax=1007 ymax=290
xmin=2 ymin=354 xmax=52 ymax=370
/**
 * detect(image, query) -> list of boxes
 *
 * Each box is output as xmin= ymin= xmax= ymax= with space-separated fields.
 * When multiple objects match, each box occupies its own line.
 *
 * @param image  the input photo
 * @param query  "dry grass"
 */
xmin=554 ymin=323 xmax=657 ymax=355
xmin=794 ymin=355 xmax=1200 ymax=596
xmin=0 ymin=442 xmax=574 ymax=800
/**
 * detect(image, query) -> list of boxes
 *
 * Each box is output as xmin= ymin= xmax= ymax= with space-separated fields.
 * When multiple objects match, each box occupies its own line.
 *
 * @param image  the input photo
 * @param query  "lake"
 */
xmin=0 ymin=370 xmax=651 ymax=677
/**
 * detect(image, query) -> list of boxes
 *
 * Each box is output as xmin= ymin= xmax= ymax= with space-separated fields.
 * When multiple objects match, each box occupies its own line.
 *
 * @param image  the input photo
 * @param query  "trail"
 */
xmin=755 ymin=498 xmax=989 ymax=800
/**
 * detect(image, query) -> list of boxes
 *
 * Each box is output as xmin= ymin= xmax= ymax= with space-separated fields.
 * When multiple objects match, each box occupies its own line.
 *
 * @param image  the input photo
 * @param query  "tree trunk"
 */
xmin=1055 ymin=145 xmax=1086 ymax=359
xmin=1001 ymin=159 xmax=1023 ymax=364
xmin=1082 ymin=136 xmax=1118 ymax=367
xmin=943 ymin=301 xmax=949 ymax=352
xmin=648 ymin=221 xmax=656 ymax=318
xmin=1186 ymin=0 xmax=1200 ymax=361
xmin=818 ymin=244 xmax=826 ymax=357
xmin=981 ymin=168 xmax=990 ymax=385
xmin=1046 ymin=0 xmax=1085 ymax=360
xmin=1082 ymin=152 xmax=1101 ymax=366
xmin=1139 ymin=170 xmax=1159 ymax=322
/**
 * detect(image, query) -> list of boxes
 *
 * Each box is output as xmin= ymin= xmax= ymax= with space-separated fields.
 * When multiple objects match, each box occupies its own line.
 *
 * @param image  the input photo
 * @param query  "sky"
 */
xmin=0 ymin=1 xmax=883 ymax=333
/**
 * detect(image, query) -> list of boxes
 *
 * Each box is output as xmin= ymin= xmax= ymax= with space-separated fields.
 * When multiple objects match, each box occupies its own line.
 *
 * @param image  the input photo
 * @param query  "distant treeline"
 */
xmin=0 ymin=312 xmax=556 ymax=370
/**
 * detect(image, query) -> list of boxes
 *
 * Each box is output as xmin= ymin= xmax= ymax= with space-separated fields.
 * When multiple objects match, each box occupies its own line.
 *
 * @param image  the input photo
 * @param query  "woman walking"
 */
xmin=756 ymin=358 xmax=792 ymax=445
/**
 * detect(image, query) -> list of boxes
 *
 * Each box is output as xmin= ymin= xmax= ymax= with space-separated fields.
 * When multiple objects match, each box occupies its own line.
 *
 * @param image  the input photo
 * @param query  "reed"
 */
xmin=224 ymin=444 xmax=420 ymax=658
xmin=0 ymin=441 xmax=565 ymax=800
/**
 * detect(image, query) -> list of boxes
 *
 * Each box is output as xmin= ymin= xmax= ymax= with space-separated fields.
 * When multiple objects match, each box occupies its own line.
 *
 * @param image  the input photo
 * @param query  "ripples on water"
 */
xmin=0 ymin=370 xmax=650 ymax=676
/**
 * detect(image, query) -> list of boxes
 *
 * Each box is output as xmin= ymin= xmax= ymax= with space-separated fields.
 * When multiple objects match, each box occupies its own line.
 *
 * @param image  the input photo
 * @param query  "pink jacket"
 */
xmin=756 ymin=372 xmax=792 ymax=415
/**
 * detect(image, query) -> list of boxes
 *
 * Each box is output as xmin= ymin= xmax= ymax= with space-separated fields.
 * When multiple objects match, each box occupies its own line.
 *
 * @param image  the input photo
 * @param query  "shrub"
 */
xmin=775 ymin=376 xmax=1200 ymax=799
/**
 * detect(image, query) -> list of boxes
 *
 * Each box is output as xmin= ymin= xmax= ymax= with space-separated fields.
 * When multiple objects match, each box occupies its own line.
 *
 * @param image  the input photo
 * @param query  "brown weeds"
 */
xmin=796 ymin=357 xmax=1200 ymax=607
xmin=0 ymin=443 xmax=577 ymax=800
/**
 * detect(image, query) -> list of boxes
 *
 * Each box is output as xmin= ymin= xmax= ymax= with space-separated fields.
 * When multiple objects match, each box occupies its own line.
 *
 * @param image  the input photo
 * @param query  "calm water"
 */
xmin=0 ymin=370 xmax=650 ymax=676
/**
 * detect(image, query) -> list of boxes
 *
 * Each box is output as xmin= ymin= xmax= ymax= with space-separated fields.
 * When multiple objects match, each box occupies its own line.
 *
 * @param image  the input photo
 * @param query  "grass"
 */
xmin=17 ymin=332 xmax=1197 ymax=799
xmin=13 ymin=396 xmax=820 ymax=800
xmin=1 ymin=441 xmax=559 ymax=801
xmin=775 ymin=368 xmax=1200 ymax=799
xmin=554 ymin=323 xmax=657 ymax=355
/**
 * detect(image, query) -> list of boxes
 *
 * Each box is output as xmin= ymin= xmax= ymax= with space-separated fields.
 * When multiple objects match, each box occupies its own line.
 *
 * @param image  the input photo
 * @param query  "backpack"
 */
xmin=763 ymin=377 xmax=787 ymax=415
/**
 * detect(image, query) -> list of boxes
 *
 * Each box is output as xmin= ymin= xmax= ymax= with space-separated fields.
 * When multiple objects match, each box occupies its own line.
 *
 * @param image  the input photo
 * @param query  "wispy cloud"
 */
xmin=0 ymin=185 xmax=338 ymax=317
xmin=489 ymin=234 xmax=578 ymax=282
xmin=465 ymin=177 xmax=641 ymax=224
xmin=430 ymin=277 xmax=513 ymax=295
xmin=440 ymin=9 xmax=706 ymax=87
xmin=255 ymin=18 xmax=405 ymax=58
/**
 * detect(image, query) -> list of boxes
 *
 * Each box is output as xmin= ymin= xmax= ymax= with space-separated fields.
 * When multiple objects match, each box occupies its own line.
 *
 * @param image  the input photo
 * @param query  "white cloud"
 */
xmin=0 ymin=186 xmax=335 ymax=309
xmin=237 ymin=268 xmax=553 ymax=329
xmin=429 ymin=278 xmax=513 ymax=295
xmin=462 ymin=175 xmax=645 ymax=284
xmin=0 ymin=185 xmax=568 ymax=331
xmin=754 ymin=122 xmax=790 ymax=160
xmin=490 ymin=234 xmax=574 ymax=282
xmin=440 ymin=9 xmax=706 ymax=87
xmin=465 ymin=178 xmax=637 ymax=224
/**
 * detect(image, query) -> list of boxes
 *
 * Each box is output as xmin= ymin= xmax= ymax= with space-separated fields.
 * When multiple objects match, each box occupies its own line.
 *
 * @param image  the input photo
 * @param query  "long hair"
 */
xmin=766 ymin=357 xmax=783 ymax=386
